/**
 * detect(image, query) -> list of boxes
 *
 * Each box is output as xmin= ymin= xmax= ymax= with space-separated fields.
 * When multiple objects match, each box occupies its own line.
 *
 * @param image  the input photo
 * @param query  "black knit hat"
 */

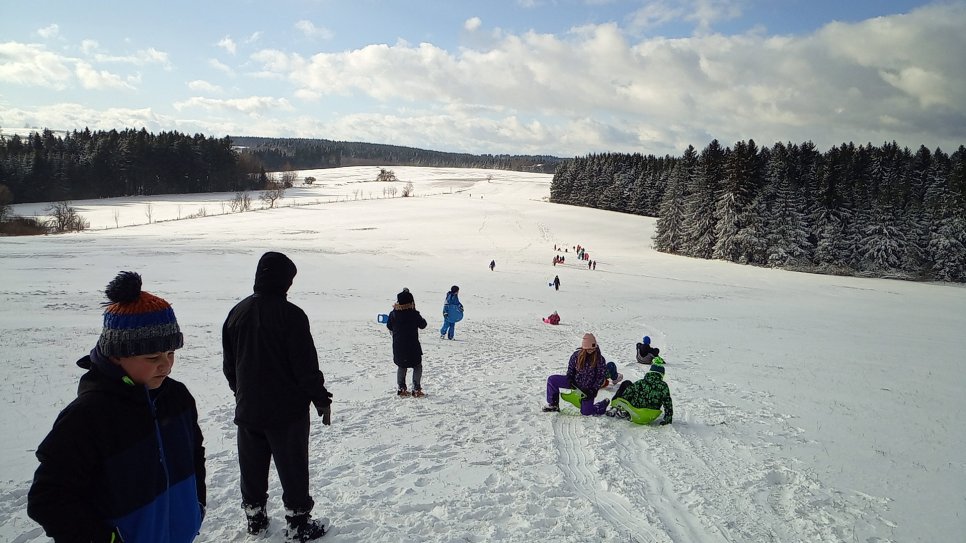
xmin=397 ymin=288 xmax=414 ymax=305
xmin=97 ymin=272 xmax=184 ymax=357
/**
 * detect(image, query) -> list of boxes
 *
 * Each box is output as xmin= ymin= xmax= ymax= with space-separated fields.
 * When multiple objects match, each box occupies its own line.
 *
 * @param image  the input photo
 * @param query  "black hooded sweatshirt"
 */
xmin=222 ymin=252 xmax=331 ymax=429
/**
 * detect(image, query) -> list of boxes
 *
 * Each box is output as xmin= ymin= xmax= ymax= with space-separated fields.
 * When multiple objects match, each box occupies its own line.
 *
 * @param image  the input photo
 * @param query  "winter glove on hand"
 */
xmin=319 ymin=404 xmax=331 ymax=426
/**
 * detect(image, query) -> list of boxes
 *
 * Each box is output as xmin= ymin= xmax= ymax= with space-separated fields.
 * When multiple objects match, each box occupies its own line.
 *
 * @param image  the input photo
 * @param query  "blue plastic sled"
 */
xmin=443 ymin=304 xmax=464 ymax=323
xmin=377 ymin=313 xmax=389 ymax=324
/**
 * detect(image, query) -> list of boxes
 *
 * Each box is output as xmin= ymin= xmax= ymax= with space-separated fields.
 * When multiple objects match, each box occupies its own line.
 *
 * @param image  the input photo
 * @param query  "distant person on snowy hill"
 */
xmin=440 ymin=285 xmax=463 ymax=340
xmin=543 ymin=311 xmax=561 ymax=325
xmin=28 ymin=271 xmax=206 ymax=543
xmin=636 ymin=335 xmax=660 ymax=365
xmin=387 ymin=288 xmax=428 ymax=397
xmin=543 ymin=333 xmax=610 ymax=415
xmin=552 ymin=275 xmax=561 ymax=291
xmin=607 ymin=360 xmax=673 ymax=425
xmin=489 ymin=260 xmax=496 ymax=271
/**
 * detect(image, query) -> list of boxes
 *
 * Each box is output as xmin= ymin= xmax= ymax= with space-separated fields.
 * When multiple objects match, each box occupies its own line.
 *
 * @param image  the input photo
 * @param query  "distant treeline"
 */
xmin=0 ymin=128 xmax=264 ymax=204
xmin=0 ymin=130 xmax=563 ymax=205
xmin=231 ymin=136 xmax=563 ymax=174
xmin=551 ymin=140 xmax=966 ymax=282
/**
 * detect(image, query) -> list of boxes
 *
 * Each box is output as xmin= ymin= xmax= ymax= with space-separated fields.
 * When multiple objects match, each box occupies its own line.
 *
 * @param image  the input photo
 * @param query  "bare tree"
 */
xmin=229 ymin=191 xmax=252 ymax=212
xmin=144 ymin=203 xmax=154 ymax=223
xmin=304 ymin=176 xmax=316 ymax=185
xmin=260 ymin=181 xmax=286 ymax=208
xmin=280 ymin=171 xmax=298 ymax=188
xmin=46 ymin=201 xmax=89 ymax=233
xmin=113 ymin=209 xmax=120 ymax=228
xmin=401 ymin=182 xmax=415 ymax=197
xmin=376 ymin=168 xmax=398 ymax=182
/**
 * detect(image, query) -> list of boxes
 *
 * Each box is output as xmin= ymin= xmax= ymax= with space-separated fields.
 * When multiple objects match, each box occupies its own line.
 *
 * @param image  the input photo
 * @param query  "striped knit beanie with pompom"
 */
xmin=96 ymin=271 xmax=184 ymax=357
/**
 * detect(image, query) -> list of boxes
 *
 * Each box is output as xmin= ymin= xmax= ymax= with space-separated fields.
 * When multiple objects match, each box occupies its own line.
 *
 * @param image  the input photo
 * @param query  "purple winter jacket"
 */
xmin=565 ymin=349 xmax=608 ymax=396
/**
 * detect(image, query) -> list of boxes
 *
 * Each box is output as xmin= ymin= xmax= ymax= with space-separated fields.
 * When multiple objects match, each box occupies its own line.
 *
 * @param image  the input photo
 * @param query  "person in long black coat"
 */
xmin=387 ymin=288 xmax=428 ymax=396
xmin=222 ymin=251 xmax=331 ymax=541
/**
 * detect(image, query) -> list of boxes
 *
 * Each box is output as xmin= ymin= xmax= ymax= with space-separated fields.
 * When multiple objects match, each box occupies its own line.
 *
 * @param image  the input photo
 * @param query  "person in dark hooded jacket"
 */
xmin=387 ymin=288 xmax=428 ymax=396
xmin=222 ymin=252 xmax=331 ymax=541
xmin=28 ymin=271 xmax=205 ymax=543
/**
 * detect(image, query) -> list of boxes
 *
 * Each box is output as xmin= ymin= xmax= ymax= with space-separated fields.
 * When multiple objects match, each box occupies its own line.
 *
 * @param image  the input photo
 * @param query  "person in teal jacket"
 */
xmin=440 ymin=285 xmax=463 ymax=340
xmin=607 ymin=359 xmax=673 ymax=424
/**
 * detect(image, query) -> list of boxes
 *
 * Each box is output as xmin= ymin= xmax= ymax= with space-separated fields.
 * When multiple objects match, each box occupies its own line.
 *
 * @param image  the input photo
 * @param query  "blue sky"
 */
xmin=2 ymin=0 xmax=963 ymax=157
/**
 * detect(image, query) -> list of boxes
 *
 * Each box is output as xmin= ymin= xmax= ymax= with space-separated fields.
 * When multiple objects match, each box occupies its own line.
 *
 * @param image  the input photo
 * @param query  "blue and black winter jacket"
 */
xmin=28 ymin=350 xmax=206 ymax=543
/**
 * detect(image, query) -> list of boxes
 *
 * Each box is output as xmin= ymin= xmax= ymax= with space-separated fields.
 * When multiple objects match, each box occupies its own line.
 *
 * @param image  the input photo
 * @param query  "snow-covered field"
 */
xmin=2 ymin=166 xmax=964 ymax=542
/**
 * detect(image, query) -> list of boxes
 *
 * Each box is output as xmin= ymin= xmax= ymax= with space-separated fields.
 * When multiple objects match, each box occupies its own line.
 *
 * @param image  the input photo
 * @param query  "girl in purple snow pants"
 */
xmin=546 ymin=375 xmax=609 ymax=415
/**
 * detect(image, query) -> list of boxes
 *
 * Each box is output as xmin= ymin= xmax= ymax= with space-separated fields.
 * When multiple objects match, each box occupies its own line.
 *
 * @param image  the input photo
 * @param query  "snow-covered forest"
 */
xmin=551 ymin=140 xmax=966 ymax=282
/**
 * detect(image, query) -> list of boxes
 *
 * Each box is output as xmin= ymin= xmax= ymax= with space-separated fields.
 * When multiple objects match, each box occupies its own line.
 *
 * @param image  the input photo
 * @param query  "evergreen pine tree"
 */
xmin=655 ymin=146 xmax=695 ymax=253
xmin=683 ymin=140 xmax=724 ymax=259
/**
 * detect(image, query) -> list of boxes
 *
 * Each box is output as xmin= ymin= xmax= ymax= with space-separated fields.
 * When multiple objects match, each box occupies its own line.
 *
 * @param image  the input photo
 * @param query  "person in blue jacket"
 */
xmin=440 ymin=285 xmax=463 ymax=340
xmin=28 ymin=271 xmax=206 ymax=543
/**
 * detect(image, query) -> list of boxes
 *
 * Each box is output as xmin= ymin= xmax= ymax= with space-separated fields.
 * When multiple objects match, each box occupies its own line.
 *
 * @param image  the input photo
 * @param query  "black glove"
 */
xmin=660 ymin=419 xmax=672 ymax=426
xmin=315 ymin=388 xmax=333 ymax=425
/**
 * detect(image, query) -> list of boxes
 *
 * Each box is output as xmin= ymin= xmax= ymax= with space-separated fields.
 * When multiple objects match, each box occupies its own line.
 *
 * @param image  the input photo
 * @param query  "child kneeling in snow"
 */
xmin=607 ymin=358 xmax=673 ymax=425
xmin=543 ymin=311 xmax=561 ymax=325
xmin=636 ymin=335 xmax=660 ymax=365
xmin=543 ymin=333 xmax=610 ymax=415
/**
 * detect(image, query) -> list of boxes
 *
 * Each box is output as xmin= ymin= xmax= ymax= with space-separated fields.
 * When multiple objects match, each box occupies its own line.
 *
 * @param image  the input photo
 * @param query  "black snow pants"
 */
xmin=237 ymin=413 xmax=314 ymax=513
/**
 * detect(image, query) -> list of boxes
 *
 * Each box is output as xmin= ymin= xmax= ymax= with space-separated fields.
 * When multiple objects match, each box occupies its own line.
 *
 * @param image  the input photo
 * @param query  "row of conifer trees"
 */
xmin=550 ymin=140 xmax=966 ymax=282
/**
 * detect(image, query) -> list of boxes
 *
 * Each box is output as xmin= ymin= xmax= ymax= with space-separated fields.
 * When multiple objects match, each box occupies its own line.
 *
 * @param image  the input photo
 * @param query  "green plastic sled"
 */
xmin=559 ymin=389 xmax=585 ymax=409
xmin=610 ymin=397 xmax=662 ymax=425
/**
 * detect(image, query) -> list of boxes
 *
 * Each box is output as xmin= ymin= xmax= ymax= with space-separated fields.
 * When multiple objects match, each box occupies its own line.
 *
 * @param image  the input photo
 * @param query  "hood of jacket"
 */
xmin=75 ymin=347 xmax=152 ymax=403
xmin=253 ymin=251 xmax=297 ymax=295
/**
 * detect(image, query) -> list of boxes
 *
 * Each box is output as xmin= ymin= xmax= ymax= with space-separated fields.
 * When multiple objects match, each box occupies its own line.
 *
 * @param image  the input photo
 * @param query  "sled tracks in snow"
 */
xmin=551 ymin=416 xmax=721 ymax=543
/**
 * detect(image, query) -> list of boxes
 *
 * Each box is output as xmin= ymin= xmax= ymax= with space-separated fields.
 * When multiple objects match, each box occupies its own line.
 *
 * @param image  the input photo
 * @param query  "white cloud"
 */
xmin=465 ymin=17 xmax=482 ymax=32
xmin=295 ymin=20 xmax=333 ymax=40
xmin=0 ymin=42 xmax=73 ymax=89
xmin=187 ymin=80 xmax=224 ymax=94
xmin=246 ymin=31 xmax=263 ymax=44
xmin=217 ymin=36 xmax=237 ymax=55
xmin=93 ymin=48 xmax=172 ymax=70
xmin=4 ymin=3 xmax=964 ymax=157
xmin=0 ymin=103 xmax=170 ymax=133
xmin=74 ymin=62 xmax=135 ymax=90
xmin=208 ymin=58 xmax=235 ymax=76
xmin=237 ymin=3 xmax=966 ymax=155
xmin=80 ymin=40 xmax=99 ymax=55
xmin=173 ymin=96 xmax=294 ymax=115
xmin=36 ymin=24 xmax=60 ymax=39
xmin=629 ymin=0 xmax=745 ymax=35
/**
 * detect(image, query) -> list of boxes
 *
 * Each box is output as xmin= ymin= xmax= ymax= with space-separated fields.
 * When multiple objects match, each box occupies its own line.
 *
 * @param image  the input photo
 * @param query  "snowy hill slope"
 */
xmin=1 ymin=166 xmax=964 ymax=542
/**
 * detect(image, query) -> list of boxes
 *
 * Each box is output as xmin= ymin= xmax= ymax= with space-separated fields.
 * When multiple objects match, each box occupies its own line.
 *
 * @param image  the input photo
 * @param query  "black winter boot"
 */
xmin=244 ymin=503 xmax=269 ymax=536
xmin=284 ymin=509 xmax=327 ymax=542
